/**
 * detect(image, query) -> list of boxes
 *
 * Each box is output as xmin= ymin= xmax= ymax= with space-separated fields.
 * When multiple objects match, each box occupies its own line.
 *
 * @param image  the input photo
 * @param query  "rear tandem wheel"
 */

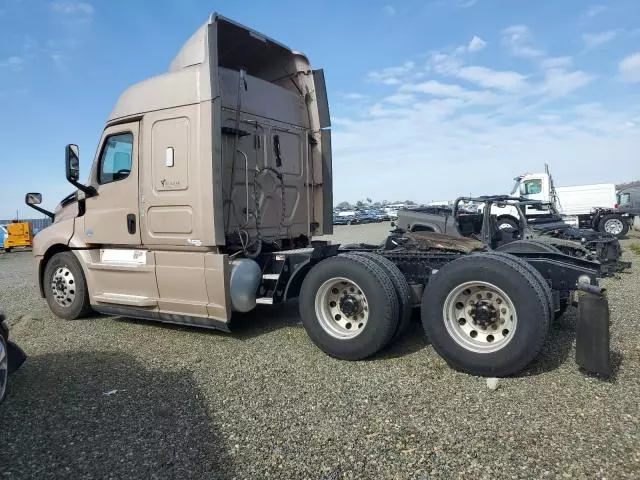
xmin=298 ymin=254 xmax=400 ymax=360
xmin=421 ymin=253 xmax=550 ymax=377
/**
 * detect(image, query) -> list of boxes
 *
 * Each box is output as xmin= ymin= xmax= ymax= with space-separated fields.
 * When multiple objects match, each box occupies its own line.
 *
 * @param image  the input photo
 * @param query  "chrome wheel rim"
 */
xmin=51 ymin=266 xmax=76 ymax=308
xmin=604 ymin=218 xmax=624 ymax=235
xmin=0 ymin=338 xmax=7 ymax=400
xmin=443 ymin=281 xmax=517 ymax=353
xmin=315 ymin=277 xmax=369 ymax=339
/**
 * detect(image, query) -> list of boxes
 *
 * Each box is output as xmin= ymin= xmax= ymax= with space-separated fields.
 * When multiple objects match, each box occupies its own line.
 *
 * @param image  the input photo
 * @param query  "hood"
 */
xmin=52 ymin=191 xmax=80 ymax=223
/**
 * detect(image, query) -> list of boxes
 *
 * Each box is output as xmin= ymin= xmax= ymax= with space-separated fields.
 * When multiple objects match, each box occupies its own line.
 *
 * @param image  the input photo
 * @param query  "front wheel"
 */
xmin=598 ymin=214 xmax=628 ymax=238
xmin=422 ymin=254 xmax=550 ymax=377
xmin=43 ymin=252 xmax=93 ymax=320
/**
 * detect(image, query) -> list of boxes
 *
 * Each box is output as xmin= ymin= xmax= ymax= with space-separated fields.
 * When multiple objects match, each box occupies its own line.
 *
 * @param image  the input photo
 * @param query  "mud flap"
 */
xmin=7 ymin=340 xmax=27 ymax=375
xmin=575 ymin=294 xmax=611 ymax=377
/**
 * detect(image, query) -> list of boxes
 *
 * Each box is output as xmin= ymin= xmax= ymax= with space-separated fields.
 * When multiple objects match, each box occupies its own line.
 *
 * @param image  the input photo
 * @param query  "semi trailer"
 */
xmin=26 ymin=14 xmax=612 ymax=378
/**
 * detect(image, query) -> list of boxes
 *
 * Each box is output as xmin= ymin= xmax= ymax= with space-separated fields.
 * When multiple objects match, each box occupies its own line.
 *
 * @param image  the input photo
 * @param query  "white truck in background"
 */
xmin=489 ymin=165 xmax=630 ymax=238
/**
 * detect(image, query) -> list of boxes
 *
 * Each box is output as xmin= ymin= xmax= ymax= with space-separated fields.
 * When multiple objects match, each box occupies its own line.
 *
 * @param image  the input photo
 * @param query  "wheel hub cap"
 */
xmin=443 ymin=281 xmax=518 ymax=353
xmin=604 ymin=219 xmax=623 ymax=235
xmin=315 ymin=277 xmax=369 ymax=339
xmin=339 ymin=295 xmax=362 ymax=316
xmin=50 ymin=266 xmax=76 ymax=308
xmin=471 ymin=302 xmax=498 ymax=328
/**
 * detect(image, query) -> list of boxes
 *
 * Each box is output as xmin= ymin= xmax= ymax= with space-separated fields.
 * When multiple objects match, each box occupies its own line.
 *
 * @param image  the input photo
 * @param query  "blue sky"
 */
xmin=0 ymin=0 xmax=639 ymax=218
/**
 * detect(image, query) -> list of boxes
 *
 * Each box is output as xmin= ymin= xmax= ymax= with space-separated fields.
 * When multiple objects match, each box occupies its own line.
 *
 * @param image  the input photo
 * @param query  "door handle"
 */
xmin=127 ymin=214 xmax=136 ymax=235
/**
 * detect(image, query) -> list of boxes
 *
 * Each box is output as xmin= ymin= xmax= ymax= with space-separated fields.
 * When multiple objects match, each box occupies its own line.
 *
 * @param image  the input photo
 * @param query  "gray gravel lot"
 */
xmin=1 ymin=223 xmax=639 ymax=479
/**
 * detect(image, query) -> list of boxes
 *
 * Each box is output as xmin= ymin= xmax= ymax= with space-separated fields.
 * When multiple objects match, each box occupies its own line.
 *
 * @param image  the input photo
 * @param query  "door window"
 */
xmin=618 ymin=193 xmax=631 ymax=207
xmin=522 ymin=179 xmax=542 ymax=195
xmin=98 ymin=133 xmax=133 ymax=184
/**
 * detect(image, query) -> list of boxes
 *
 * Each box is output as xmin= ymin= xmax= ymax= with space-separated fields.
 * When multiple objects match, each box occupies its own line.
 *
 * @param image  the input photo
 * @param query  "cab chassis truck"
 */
xmin=26 ymin=14 xmax=611 ymax=378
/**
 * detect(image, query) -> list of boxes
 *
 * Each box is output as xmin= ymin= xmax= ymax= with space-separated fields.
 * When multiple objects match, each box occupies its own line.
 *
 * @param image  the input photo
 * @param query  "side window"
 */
xmin=523 ymin=179 xmax=542 ymax=195
xmin=618 ymin=193 xmax=631 ymax=207
xmin=98 ymin=132 xmax=133 ymax=185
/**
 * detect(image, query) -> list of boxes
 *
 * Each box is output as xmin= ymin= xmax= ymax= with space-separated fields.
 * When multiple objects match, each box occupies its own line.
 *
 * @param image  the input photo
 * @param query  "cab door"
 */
xmin=81 ymin=122 xmax=141 ymax=246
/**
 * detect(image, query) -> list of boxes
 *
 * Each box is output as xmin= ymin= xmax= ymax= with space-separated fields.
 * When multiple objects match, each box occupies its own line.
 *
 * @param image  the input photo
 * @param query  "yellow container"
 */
xmin=3 ymin=222 xmax=32 ymax=250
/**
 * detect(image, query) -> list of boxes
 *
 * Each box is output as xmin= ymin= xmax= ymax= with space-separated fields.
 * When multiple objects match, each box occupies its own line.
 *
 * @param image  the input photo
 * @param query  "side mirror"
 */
xmin=24 ymin=192 xmax=54 ymax=219
xmin=25 ymin=192 xmax=42 ymax=205
xmin=65 ymin=144 xmax=80 ymax=183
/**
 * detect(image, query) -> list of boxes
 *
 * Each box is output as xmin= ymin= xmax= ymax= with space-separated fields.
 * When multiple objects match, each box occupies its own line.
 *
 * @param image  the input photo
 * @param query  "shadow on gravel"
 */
xmin=517 ymin=307 xmax=622 ymax=381
xmin=0 ymin=351 xmax=233 ymax=480
xmin=375 ymin=320 xmax=429 ymax=360
xmin=516 ymin=309 xmax=577 ymax=377
xmin=113 ymin=300 xmax=303 ymax=341
xmin=232 ymin=300 xmax=304 ymax=339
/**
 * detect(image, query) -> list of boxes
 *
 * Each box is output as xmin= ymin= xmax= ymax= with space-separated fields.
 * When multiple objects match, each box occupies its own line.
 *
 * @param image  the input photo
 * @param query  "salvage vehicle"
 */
xmin=396 ymin=196 xmax=630 ymax=277
xmin=25 ymin=14 xmax=612 ymax=378
xmin=498 ymin=164 xmax=630 ymax=238
xmin=1 ymin=306 xmax=27 ymax=403
xmin=617 ymin=186 xmax=640 ymax=227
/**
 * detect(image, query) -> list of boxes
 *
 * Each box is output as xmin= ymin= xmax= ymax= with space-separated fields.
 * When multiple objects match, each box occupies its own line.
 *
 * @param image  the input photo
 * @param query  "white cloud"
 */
xmin=501 ymin=25 xmax=544 ymax=58
xmin=343 ymin=93 xmax=367 ymax=100
xmin=400 ymin=80 xmax=501 ymax=105
xmin=383 ymin=5 xmax=396 ymax=15
xmin=403 ymin=80 xmax=467 ymax=98
xmin=0 ymin=56 xmax=24 ymax=71
xmin=541 ymin=57 xmax=573 ymax=69
xmin=582 ymin=30 xmax=617 ymax=49
xmin=51 ymin=2 xmax=94 ymax=15
xmin=619 ymin=53 xmax=640 ymax=83
xmin=586 ymin=5 xmax=607 ymax=17
xmin=457 ymin=0 xmax=479 ymax=7
xmin=541 ymin=69 xmax=593 ymax=98
xmin=384 ymin=93 xmax=415 ymax=105
xmin=455 ymin=65 xmax=527 ymax=91
xmin=467 ymin=35 xmax=486 ymax=52
xmin=367 ymin=61 xmax=415 ymax=84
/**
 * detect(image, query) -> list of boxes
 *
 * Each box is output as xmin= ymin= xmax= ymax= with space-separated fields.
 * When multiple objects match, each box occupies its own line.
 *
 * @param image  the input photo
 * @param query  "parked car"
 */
xmin=1 ymin=306 xmax=27 ymax=403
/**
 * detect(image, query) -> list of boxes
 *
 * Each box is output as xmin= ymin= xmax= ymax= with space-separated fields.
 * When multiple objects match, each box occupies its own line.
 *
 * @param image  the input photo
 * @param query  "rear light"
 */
xmin=614 ymin=203 xmax=619 ymax=209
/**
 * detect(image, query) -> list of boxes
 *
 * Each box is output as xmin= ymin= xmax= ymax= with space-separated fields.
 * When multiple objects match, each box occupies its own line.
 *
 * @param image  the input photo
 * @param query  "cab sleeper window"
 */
xmin=98 ymin=132 xmax=133 ymax=184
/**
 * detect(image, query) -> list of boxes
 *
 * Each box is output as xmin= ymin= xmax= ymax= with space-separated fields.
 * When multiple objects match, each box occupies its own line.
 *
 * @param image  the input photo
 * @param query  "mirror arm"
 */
xmin=25 ymin=203 xmax=54 ymax=219
xmin=69 ymin=180 xmax=97 ymax=197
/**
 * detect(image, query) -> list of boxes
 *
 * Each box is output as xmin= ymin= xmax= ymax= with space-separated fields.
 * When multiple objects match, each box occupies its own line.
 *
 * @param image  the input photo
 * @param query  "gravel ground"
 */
xmin=1 ymin=224 xmax=639 ymax=479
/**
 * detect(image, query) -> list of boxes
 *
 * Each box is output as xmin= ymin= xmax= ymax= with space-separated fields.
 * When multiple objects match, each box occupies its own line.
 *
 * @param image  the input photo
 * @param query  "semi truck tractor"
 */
xmin=25 ymin=14 xmax=612 ymax=378
xmin=493 ymin=165 xmax=630 ymax=238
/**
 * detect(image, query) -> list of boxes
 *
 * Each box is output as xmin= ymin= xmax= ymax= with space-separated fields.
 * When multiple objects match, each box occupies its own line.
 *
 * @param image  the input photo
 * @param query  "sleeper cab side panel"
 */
xmin=155 ymin=251 xmax=209 ymax=316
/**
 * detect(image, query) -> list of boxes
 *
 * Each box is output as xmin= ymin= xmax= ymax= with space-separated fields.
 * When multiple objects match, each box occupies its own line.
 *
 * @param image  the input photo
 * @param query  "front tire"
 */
xmin=299 ymin=254 xmax=399 ymax=360
xmin=598 ymin=214 xmax=628 ymax=238
xmin=422 ymin=254 xmax=550 ymax=377
xmin=43 ymin=252 xmax=92 ymax=320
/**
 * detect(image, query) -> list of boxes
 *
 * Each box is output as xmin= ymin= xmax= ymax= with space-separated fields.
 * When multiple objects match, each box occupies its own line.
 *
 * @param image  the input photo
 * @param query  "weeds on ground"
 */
xmin=629 ymin=243 xmax=640 ymax=256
